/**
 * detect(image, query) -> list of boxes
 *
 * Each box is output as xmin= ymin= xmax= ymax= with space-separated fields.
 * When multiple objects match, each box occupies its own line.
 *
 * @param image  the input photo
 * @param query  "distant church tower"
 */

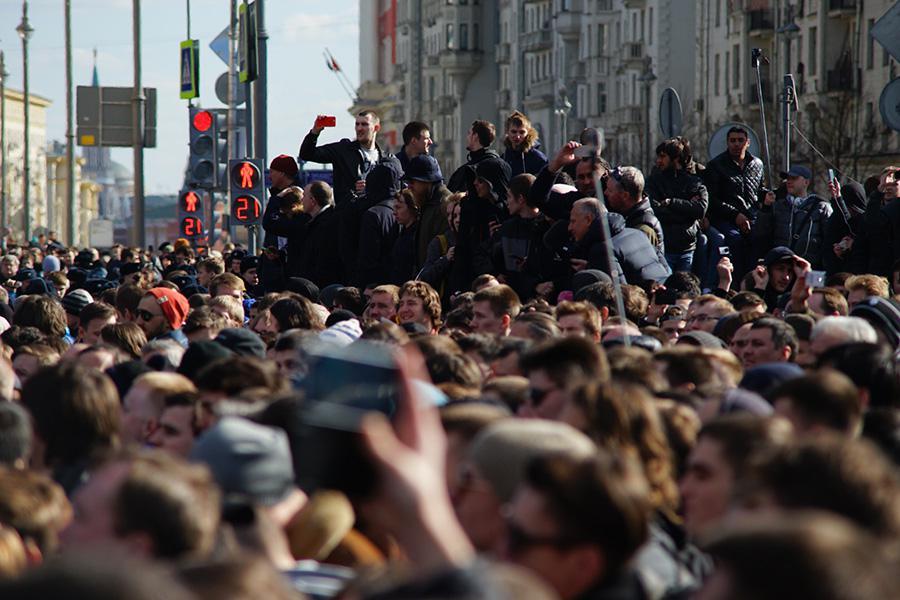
xmin=82 ymin=49 xmax=111 ymax=176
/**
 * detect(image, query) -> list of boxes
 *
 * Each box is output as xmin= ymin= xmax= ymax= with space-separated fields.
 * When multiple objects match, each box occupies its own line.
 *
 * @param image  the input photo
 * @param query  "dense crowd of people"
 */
xmin=0 ymin=108 xmax=896 ymax=599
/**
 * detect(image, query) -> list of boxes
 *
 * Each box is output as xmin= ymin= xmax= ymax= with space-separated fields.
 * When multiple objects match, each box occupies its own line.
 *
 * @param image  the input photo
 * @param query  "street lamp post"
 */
xmin=16 ymin=0 xmax=34 ymax=243
xmin=638 ymin=60 xmax=657 ymax=174
xmin=0 ymin=51 xmax=8 ymax=249
xmin=554 ymin=91 xmax=572 ymax=148
xmin=777 ymin=18 xmax=800 ymax=173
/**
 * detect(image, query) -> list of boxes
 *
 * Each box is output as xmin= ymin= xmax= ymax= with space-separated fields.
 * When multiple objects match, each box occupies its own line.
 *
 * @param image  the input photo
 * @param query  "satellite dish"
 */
xmin=708 ymin=122 xmax=762 ymax=161
xmin=879 ymin=78 xmax=900 ymax=132
xmin=659 ymin=88 xmax=684 ymax=138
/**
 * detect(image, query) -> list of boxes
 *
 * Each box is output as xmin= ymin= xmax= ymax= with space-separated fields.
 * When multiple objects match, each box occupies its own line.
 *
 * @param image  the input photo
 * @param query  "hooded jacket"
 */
xmin=414 ymin=183 xmax=451 ymax=269
xmin=823 ymin=182 xmax=868 ymax=274
xmin=501 ymin=140 xmax=548 ymax=177
xmin=620 ymin=197 xmax=667 ymax=264
xmin=757 ymin=192 xmax=832 ymax=270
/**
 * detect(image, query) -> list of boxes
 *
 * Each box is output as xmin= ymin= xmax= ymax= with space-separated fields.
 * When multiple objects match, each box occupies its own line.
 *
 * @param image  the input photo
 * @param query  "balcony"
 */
xmin=521 ymin=29 xmax=553 ymax=52
xmin=439 ymin=49 xmax=483 ymax=74
xmin=554 ymin=10 xmax=582 ymax=37
xmin=624 ymin=0 xmax=646 ymax=8
xmin=524 ymin=78 xmax=555 ymax=107
xmin=596 ymin=0 xmax=614 ymax=11
xmin=620 ymin=41 xmax=645 ymax=68
xmin=748 ymin=10 xmax=774 ymax=35
xmin=826 ymin=65 xmax=856 ymax=92
xmin=496 ymin=89 xmax=512 ymax=108
xmin=436 ymin=95 xmax=456 ymax=113
xmin=495 ymin=42 xmax=510 ymax=64
xmin=616 ymin=105 xmax=643 ymax=124
xmin=592 ymin=56 xmax=611 ymax=76
xmin=828 ymin=0 xmax=857 ymax=16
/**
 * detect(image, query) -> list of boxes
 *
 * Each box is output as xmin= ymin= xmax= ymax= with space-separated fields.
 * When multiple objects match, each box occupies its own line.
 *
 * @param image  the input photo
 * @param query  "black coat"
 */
xmin=646 ymin=168 xmax=709 ymax=253
xmin=390 ymin=223 xmax=419 ymax=286
xmin=356 ymin=199 xmax=399 ymax=289
xmin=298 ymin=133 xmax=383 ymax=207
xmin=567 ymin=214 xmax=670 ymax=286
xmin=297 ymin=205 xmax=344 ymax=288
xmin=704 ymin=151 xmax=765 ymax=224
xmin=261 ymin=204 xmax=310 ymax=279
xmin=620 ymin=197 xmax=666 ymax=262
xmin=447 ymin=148 xmax=509 ymax=198
xmin=448 ymin=194 xmax=507 ymax=295
xmin=501 ymin=143 xmax=548 ymax=177
xmin=823 ymin=182 xmax=868 ymax=275
xmin=529 ymin=165 xmax=583 ymax=221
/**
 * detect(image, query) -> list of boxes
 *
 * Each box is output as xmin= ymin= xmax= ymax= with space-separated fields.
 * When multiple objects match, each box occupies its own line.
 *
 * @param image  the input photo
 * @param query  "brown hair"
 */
xmin=504 ymin=110 xmax=539 ymax=152
xmin=470 ymin=119 xmax=496 ymax=147
xmin=556 ymin=301 xmax=602 ymax=338
xmin=845 ymin=274 xmax=889 ymax=299
xmin=399 ymin=280 xmax=442 ymax=326
xmin=209 ymin=273 xmax=246 ymax=297
xmin=0 ymin=468 xmax=71 ymax=555
xmin=100 ymin=322 xmax=148 ymax=360
xmin=12 ymin=296 xmax=67 ymax=338
xmin=473 ymin=284 xmax=521 ymax=320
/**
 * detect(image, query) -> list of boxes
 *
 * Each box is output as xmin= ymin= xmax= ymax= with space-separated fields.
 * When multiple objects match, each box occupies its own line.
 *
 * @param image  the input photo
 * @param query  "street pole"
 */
xmin=65 ymin=0 xmax=76 ymax=246
xmin=254 ymin=0 xmax=268 ymax=253
xmin=228 ymin=0 xmax=237 ymax=245
xmin=132 ymin=0 xmax=146 ymax=248
xmin=17 ymin=1 xmax=34 ymax=244
xmin=0 ymin=52 xmax=7 ymax=250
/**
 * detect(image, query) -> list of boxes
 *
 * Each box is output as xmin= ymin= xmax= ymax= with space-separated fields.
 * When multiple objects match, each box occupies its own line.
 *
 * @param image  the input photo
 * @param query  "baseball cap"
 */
xmin=764 ymin=246 xmax=796 ymax=267
xmin=403 ymin=155 xmax=443 ymax=183
xmin=145 ymin=288 xmax=190 ymax=330
xmin=190 ymin=417 xmax=296 ymax=507
xmin=780 ymin=165 xmax=812 ymax=180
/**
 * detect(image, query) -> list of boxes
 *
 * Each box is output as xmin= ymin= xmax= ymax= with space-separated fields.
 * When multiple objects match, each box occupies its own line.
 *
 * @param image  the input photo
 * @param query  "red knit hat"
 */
xmin=269 ymin=154 xmax=299 ymax=178
xmin=146 ymin=288 xmax=190 ymax=330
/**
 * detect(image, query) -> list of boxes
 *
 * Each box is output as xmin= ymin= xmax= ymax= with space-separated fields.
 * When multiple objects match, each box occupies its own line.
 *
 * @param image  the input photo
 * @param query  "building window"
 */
xmin=714 ymin=53 xmax=721 ymax=96
xmin=446 ymin=24 xmax=455 ymax=50
xmin=598 ymin=82 xmax=607 ymax=114
xmin=732 ymin=45 xmax=740 ymax=89
xmin=715 ymin=0 xmax=721 ymax=27
xmin=867 ymin=19 xmax=875 ymax=69
xmin=473 ymin=23 xmax=479 ymax=49
xmin=808 ymin=27 xmax=817 ymax=76
xmin=725 ymin=50 xmax=730 ymax=91
xmin=648 ymin=7 xmax=653 ymax=44
xmin=598 ymin=23 xmax=606 ymax=55
xmin=460 ymin=23 xmax=468 ymax=50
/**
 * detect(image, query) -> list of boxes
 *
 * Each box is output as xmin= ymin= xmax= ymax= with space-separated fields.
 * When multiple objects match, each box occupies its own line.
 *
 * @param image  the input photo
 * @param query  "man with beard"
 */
xmin=646 ymin=138 xmax=709 ymax=272
xmin=135 ymin=288 xmax=191 ymax=347
xmin=501 ymin=111 xmax=547 ymax=177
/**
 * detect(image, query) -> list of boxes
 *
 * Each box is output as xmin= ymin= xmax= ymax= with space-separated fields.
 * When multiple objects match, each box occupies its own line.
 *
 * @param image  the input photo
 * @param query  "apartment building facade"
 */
xmin=352 ymin=0 xmax=896 ymax=179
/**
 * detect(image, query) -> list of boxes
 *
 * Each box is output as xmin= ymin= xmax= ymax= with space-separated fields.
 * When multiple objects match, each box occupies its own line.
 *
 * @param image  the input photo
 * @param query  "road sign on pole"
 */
xmin=76 ymin=86 xmax=157 ymax=147
xmin=658 ymin=88 xmax=684 ymax=138
xmin=180 ymin=39 xmax=199 ymax=100
xmin=238 ymin=2 xmax=258 ymax=83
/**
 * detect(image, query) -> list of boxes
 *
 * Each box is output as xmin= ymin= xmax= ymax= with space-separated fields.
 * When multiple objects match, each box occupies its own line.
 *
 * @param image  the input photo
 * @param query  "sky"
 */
xmin=0 ymin=0 xmax=360 ymax=194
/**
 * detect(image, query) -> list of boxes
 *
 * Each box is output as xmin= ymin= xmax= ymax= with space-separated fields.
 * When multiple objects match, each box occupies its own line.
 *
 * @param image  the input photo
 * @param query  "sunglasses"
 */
xmin=136 ymin=309 xmax=159 ymax=322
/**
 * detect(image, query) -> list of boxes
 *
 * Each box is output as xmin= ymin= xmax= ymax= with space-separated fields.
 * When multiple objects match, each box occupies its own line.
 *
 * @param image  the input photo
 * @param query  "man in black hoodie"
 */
xmin=448 ymin=120 xmax=510 ymax=197
xmin=356 ymin=158 xmax=404 ymax=289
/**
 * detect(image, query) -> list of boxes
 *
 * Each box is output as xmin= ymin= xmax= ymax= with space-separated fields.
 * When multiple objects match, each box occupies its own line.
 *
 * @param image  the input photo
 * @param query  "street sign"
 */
xmin=871 ymin=2 xmax=900 ymax=63
xmin=209 ymin=26 xmax=231 ymax=66
xmin=707 ymin=122 xmax=762 ymax=162
xmin=238 ymin=1 xmax=259 ymax=83
xmin=76 ymin=86 xmax=157 ymax=147
xmin=879 ymin=78 xmax=900 ymax=132
xmin=88 ymin=219 xmax=115 ymax=248
xmin=180 ymin=40 xmax=200 ymax=100
xmin=659 ymin=88 xmax=684 ymax=138
xmin=215 ymin=72 xmax=246 ymax=106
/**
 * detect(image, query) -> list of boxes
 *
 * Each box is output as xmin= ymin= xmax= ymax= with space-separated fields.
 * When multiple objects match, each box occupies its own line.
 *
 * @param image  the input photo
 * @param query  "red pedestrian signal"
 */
xmin=231 ymin=160 xmax=261 ymax=190
xmin=179 ymin=190 xmax=201 ymax=213
xmin=231 ymin=195 xmax=261 ymax=223
xmin=181 ymin=217 xmax=203 ymax=237
xmin=192 ymin=110 xmax=213 ymax=132
xmin=228 ymin=158 xmax=264 ymax=226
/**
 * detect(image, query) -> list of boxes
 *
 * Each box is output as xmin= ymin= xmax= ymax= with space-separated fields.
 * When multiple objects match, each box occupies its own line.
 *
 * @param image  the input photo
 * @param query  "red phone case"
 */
xmin=316 ymin=116 xmax=337 ymax=128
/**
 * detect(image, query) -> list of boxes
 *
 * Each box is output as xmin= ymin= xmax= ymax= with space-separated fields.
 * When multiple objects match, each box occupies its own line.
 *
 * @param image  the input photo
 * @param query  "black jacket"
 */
xmin=448 ymin=193 xmax=508 ymax=295
xmin=297 ymin=205 xmax=343 ymax=288
xmin=866 ymin=190 xmax=892 ymax=276
xmin=298 ymin=132 xmax=383 ymax=206
xmin=704 ymin=151 xmax=765 ymax=224
xmin=823 ymin=182 xmax=868 ymax=275
xmin=356 ymin=198 xmax=399 ymax=289
xmin=501 ymin=143 xmax=548 ymax=177
xmin=419 ymin=230 xmax=456 ymax=291
xmin=415 ymin=184 xmax=451 ymax=268
xmin=261 ymin=204 xmax=310 ymax=279
xmin=529 ymin=165 xmax=583 ymax=221
xmin=447 ymin=148 xmax=509 ymax=197
xmin=621 ymin=197 xmax=666 ymax=263
xmin=493 ymin=214 xmax=546 ymax=300
xmin=390 ymin=223 xmax=419 ymax=286
xmin=646 ymin=168 xmax=709 ymax=253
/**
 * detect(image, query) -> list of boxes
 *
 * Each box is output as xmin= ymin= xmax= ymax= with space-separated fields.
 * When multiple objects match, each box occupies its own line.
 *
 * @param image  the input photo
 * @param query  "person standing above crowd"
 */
xmin=403 ymin=154 xmax=450 ymax=269
xmin=757 ymin=165 xmax=832 ymax=270
xmin=704 ymin=126 xmax=766 ymax=278
xmin=501 ymin=111 xmax=548 ymax=177
xmin=295 ymin=181 xmax=343 ymax=288
xmin=394 ymin=120 xmax=433 ymax=174
xmin=605 ymin=166 xmax=667 ymax=266
xmin=646 ymin=137 xmax=709 ymax=272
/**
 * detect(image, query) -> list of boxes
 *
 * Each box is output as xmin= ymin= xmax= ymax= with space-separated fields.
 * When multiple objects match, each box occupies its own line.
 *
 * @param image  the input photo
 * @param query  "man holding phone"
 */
xmin=871 ymin=167 xmax=900 ymax=276
xmin=298 ymin=110 xmax=383 ymax=208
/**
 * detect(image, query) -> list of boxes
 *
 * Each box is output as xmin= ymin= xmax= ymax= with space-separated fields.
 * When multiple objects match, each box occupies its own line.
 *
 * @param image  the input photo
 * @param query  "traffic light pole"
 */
xmin=254 ymin=0 xmax=268 ymax=252
xmin=132 ymin=0 xmax=146 ymax=248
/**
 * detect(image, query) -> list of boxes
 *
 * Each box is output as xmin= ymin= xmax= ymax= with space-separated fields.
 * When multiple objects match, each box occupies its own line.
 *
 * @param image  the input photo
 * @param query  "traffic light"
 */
xmin=228 ymin=158 xmax=264 ymax=226
xmin=188 ymin=108 xmax=226 ymax=188
xmin=178 ymin=188 xmax=204 ymax=240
